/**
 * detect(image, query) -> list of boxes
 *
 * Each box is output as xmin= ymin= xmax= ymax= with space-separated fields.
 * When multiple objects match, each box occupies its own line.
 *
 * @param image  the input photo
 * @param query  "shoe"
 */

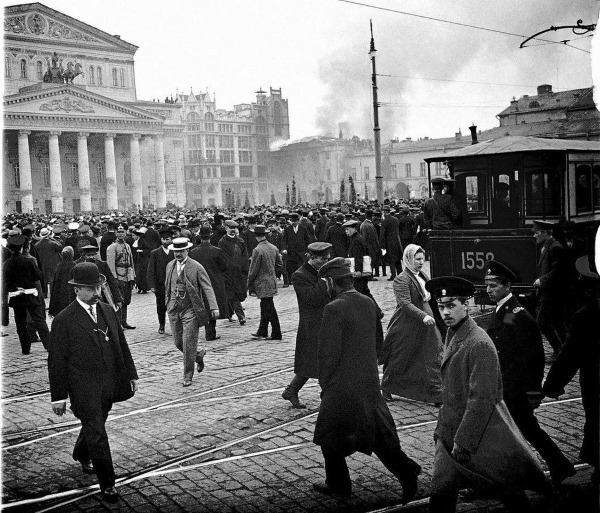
xmin=251 ymin=333 xmax=267 ymax=339
xmin=313 ymin=481 xmax=351 ymax=496
xmin=369 ymin=277 xmax=378 ymax=281
xmin=158 ymin=325 xmax=165 ymax=334
xmin=550 ymin=463 xmax=576 ymax=486
xmin=282 ymin=284 xmax=290 ymax=288
xmin=22 ymin=350 xmax=31 ymax=355
xmin=400 ymin=466 xmax=421 ymax=505
xmin=206 ymin=335 xmax=220 ymax=341
xmin=183 ymin=380 xmax=192 ymax=387
xmin=268 ymin=336 xmax=283 ymax=341
xmin=102 ymin=486 xmax=120 ymax=503
xmin=122 ymin=323 xmax=136 ymax=329
xmin=382 ymin=391 xmax=393 ymax=402
xmin=80 ymin=460 xmax=94 ymax=474
xmin=196 ymin=349 xmax=206 ymax=373
xmin=228 ymin=317 xmax=234 ymax=322
xmin=282 ymin=390 xmax=306 ymax=409
xmin=239 ymin=318 xmax=246 ymax=326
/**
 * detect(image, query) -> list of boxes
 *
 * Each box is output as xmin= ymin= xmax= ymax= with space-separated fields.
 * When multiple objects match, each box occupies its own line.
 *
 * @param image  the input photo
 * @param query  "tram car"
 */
xmin=424 ymin=135 xmax=600 ymax=302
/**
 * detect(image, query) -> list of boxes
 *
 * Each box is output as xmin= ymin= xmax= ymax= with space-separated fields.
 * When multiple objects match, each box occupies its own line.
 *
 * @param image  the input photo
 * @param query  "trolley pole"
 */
xmin=369 ymin=21 xmax=383 ymax=204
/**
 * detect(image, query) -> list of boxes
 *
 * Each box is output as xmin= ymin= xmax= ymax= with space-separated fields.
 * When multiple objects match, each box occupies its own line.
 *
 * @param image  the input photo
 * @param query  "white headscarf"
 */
xmin=402 ymin=244 xmax=425 ymax=274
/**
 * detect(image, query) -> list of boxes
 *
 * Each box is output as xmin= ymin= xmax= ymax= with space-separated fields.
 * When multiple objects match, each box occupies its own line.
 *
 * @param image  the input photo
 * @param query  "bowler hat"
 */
xmin=199 ymin=226 xmax=212 ymax=237
xmin=159 ymin=227 xmax=173 ymax=237
xmin=80 ymin=244 xmax=99 ymax=252
xmin=484 ymin=260 xmax=517 ymax=283
xmin=335 ymin=213 xmax=345 ymax=221
xmin=68 ymin=262 xmax=106 ymax=287
xmin=289 ymin=213 xmax=300 ymax=221
xmin=318 ymin=257 xmax=352 ymax=279
xmin=168 ymin=237 xmax=193 ymax=251
xmin=425 ymin=276 xmax=475 ymax=301
xmin=254 ymin=225 xmax=267 ymax=235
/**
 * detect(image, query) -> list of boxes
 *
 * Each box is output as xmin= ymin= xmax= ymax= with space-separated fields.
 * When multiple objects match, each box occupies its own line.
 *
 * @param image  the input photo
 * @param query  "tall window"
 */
xmin=405 ymin=163 xmax=412 ymax=177
xmin=435 ymin=162 xmax=443 ymax=175
xmin=188 ymin=150 xmax=201 ymax=163
xmin=89 ymin=66 xmax=95 ymax=84
xmin=364 ymin=167 xmax=370 ymax=180
xmin=70 ymin=163 xmax=79 ymax=186
xmin=96 ymin=162 xmax=105 ymax=184
xmin=204 ymin=112 xmax=214 ymax=131
xmin=240 ymin=166 xmax=253 ymax=177
xmin=206 ymin=149 xmax=216 ymax=162
xmin=119 ymin=69 xmax=125 ymax=87
xmin=575 ymin=165 xmax=592 ymax=212
xmin=97 ymin=67 xmax=103 ymax=85
xmin=256 ymin=116 xmax=266 ymax=134
xmin=239 ymin=151 xmax=251 ymax=164
xmin=5 ymin=56 xmax=10 ymax=78
xmin=238 ymin=136 xmax=251 ymax=149
xmin=36 ymin=61 xmax=43 ymax=81
xmin=524 ymin=170 xmax=561 ymax=217
xmin=186 ymin=112 xmax=201 ymax=132
xmin=42 ymin=163 xmax=50 ymax=187
xmin=112 ymin=68 xmax=118 ymax=86
xmin=13 ymin=163 xmax=20 ymax=187
xmin=218 ymin=124 xmax=233 ymax=133
xmin=220 ymin=150 xmax=234 ymax=163
xmin=420 ymin=162 xmax=427 ymax=177
xmin=391 ymin=164 xmax=397 ymax=178
xmin=219 ymin=135 xmax=233 ymax=148
xmin=20 ymin=59 xmax=27 ymax=79
xmin=205 ymin=134 xmax=215 ymax=147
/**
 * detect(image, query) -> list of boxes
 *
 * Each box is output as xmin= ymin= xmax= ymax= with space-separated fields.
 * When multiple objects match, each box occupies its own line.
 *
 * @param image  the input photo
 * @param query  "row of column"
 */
xmin=17 ymin=130 xmax=167 ymax=213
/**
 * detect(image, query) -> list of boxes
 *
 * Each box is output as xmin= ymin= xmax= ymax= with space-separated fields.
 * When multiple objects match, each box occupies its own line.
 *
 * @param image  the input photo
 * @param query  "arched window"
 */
xmin=119 ymin=69 xmax=125 ymax=87
xmin=20 ymin=59 xmax=27 ymax=79
xmin=207 ymin=185 xmax=215 ymax=194
xmin=112 ymin=68 xmax=118 ymax=86
xmin=89 ymin=66 xmax=95 ymax=84
xmin=5 ymin=56 xmax=10 ymax=78
xmin=204 ymin=112 xmax=214 ymax=131
xmin=36 ymin=61 xmax=43 ymax=81
xmin=187 ymin=112 xmax=201 ymax=122
xmin=97 ymin=67 xmax=103 ymax=85
xmin=529 ymin=101 xmax=540 ymax=108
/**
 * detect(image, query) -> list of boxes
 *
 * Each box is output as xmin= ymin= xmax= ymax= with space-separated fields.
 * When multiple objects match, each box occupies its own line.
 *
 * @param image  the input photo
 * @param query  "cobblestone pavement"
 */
xmin=1 ymin=270 xmax=595 ymax=513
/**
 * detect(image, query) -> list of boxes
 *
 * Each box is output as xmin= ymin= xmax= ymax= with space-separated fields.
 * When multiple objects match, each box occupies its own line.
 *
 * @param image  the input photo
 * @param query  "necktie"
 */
xmin=88 ymin=305 xmax=96 ymax=323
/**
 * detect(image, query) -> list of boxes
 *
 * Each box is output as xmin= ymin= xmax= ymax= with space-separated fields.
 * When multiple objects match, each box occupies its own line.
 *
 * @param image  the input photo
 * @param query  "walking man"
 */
xmin=106 ymin=224 xmax=136 ymax=329
xmin=147 ymin=227 xmax=175 ymax=334
xmin=313 ymin=257 xmax=421 ymax=502
xmin=282 ymin=212 xmax=312 ymax=278
xmin=165 ymin=237 xmax=219 ymax=387
xmin=379 ymin=207 xmax=403 ymax=280
xmin=48 ymin=262 xmax=138 ymax=503
xmin=282 ymin=242 xmax=331 ymax=409
xmin=247 ymin=225 xmax=283 ymax=341
xmin=219 ymin=220 xmax=249 ymax=324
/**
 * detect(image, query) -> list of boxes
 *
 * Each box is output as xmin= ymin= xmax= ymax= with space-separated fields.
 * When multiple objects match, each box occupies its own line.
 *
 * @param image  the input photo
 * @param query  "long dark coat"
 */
xmin=189 ymin=242 xmax=229 ymax=318
xmin=291 ymin=262 xmax=330 ymax=378
xmin=282 ymin=224 xmax=311 ymax=264
xmin=314 ymin=215 xmax=329 ymax=242
xmin=48 ymin=300 xmax=138 ymax=420
xmin=314 ymin=289 xmax=397 ymax=455
xmin=543 ymin=300 xmax=599 ymax=467
xmin=379 ymin=214 xmax=403 ymax=261
xmin=536 ymin=237 xmax=567 ymax=299
xmin=34 ymin=237 xmax=63 ymax=285
xmin=144 ymin=227 xmax=162 ymax=251
xmin=48 ymin=259 xmax=75 ymax=316
xmin=324 ymin=223 xmax=349 ymax=258
xmin=360 ymin=219 xmax=381 ymax=267
xmin=219 ymin=235 xmax=249 ymax=302
xmin=381 ymin=269 xmax=443 ymax=403
xmin=132 ymin=237 xmax=151 ymax=291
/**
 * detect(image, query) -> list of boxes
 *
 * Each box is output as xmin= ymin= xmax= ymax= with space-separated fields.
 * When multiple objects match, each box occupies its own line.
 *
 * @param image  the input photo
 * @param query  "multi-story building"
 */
xmin=178 ymin=87 xmax=289 ymax=207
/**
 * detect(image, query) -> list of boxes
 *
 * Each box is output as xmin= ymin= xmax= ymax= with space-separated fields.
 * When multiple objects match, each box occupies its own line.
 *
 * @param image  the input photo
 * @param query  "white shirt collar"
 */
xmin=76 ymin=298 xmax=96 ymax=319
xmin=495 ymin=292 xmax=513 ymax=312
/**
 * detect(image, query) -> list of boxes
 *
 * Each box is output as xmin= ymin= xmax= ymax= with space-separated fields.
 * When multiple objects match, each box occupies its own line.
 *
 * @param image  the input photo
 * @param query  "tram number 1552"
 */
xmin=461 ymin=251 xmax=495 ymax=270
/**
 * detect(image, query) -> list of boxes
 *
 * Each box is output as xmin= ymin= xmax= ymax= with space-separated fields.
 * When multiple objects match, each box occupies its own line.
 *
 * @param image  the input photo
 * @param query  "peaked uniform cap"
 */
xmin=425 ymin=276 xmax=475 ymax=300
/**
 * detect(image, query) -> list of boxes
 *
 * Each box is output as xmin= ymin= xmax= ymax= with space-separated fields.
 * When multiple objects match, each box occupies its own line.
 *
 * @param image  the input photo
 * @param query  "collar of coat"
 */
xmin=442 ymin=316 xmax=478 ymax=368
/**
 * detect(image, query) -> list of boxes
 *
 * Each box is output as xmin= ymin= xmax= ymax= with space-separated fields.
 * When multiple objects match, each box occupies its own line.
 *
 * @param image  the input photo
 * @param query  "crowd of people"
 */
xmin=1 ymin=194 xmax=598 ymax=510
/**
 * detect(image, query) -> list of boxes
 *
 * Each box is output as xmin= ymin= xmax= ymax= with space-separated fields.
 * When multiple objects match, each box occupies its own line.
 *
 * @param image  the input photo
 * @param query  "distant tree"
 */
xmin=339 ymin=178 xmax=346 ymax=202
xmin=285 ymin=184 xmax=290 ymax=206
xmin=270 ymin=191 xmax=277 ymax=206
xmin=349 ymin=176 xmax=356 ymax=203
xmin=364 ymin=183 xmax=369 ymax=201
xmin=291 ymin=176 xmax=297 ymax=206
xmin=297 ymin=190 xmax=302 ymax=205
xmin=244 ymin=190 xmax=251 ymax=208
xmin=235 ymin=191 xmax=241 ymax=208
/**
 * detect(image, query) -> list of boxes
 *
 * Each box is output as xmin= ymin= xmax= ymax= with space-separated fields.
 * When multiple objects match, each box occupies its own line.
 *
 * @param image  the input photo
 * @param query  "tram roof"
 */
xmin=424 ymin=136 xmax=600 ymax=162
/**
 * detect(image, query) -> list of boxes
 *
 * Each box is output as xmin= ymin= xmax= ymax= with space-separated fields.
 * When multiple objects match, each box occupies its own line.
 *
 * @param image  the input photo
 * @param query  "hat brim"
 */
xmin=167 ymin=242 xmax=194 ymax=251
xmin=68 ymin=274 xmax=107 ymax=287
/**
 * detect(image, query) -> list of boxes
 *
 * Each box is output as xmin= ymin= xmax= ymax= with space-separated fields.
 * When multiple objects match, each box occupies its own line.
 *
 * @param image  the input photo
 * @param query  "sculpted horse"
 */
xmin=62 ymin=62 xmax=84 ymax=84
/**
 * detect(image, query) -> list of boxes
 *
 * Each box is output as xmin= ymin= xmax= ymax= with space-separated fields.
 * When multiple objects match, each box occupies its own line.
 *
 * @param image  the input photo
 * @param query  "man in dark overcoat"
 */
xmin=314 ymin=208 xmax=329 ymax=242
xmin=48 ymin=263 xmax=138 ymax=503
xmin=484 ymin=260 xmax=575 ymax=486
xmin=34 ymin=227 xmax=63 ymax=296
xmin=144 ymin=220 xmax=161 ymax=251
xmin=379 ymin=207 xmax=403 ymax=280
xmin=313 ymin=257 xmax=421 ymax=501
xmin=218 ymin=220 xmax=249 ymax=324
xmin=324 ymin=213 xmax=349 ymax=259
xmin=423 ymin=177 xmax=463 ymax=231
xmin=359 ymin=210 xmax=381 ymax=278
xmin=344 ymin=220 xmax=372 ymax=298
xmin=282 ymin=242 xmax=331 ymax=409
xmin=147 ymin=227 xmax=175 ymax=334
xmin=99 ymin=221 xmax=117 ymax=262
xmin=282 ymin=212 xmax=312 ymax=278
xmin=190 ymin=226 xmax=229 ymax=341
xmin=532 ymin=219 xmax=568 ymax=358
xmin=210 ymin=214 xmax=227 ymax=247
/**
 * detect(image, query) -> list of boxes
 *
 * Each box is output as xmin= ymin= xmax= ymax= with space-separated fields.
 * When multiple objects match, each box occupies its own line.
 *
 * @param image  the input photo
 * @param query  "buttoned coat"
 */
xmin=381 ymin=269 xmax=443 ymax=403
xmin=536 ymin=237 xmax=567 ymax=299
xmin=48 ymin=300 xmax=138 ymax=420
xmin=247 ymin=240 xmax=282 ymax=299
xmin=291 ymin=262 xmax=330 ymax=378
xmin=147 ymin=247 xmax=175 ymax=294
xmin=423 ymin=191 xmax=462 ymax=230
xmin=282 ymin=224 xmax=312 ymax=264
xmin=218 ymin=235 xmax=249 ymax=302
xmin=106 ymin=240 xmax=135 ymax=281
xmin=360 ymin=219 xmax=381 ymax=266
xmin=324 ymin=223 xmax=349 ymax=258
xmin=347 ymin=231 xmax=367 ymax=273
xmin=434 ymin=316 xmax=547 ymax=492
xmin=314 ymin=290 xmax=396 ymax=455
xmin=189 ymin=242 xmax=229 ymax=317
xmin=164 ymin=258 xmax=218 ymax=327
xmin=379 ymin=214 xmax=403 ymax=260
xmin=315 ymin=215 xmax=329 ymax=241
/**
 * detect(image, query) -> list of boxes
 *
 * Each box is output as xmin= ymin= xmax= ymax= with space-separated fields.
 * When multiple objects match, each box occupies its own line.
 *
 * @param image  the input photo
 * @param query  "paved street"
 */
xmin=1 ymin=276 xmax=594 ymax=513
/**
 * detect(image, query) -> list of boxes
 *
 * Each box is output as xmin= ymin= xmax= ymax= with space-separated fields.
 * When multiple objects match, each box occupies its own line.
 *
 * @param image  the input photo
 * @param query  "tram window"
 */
xmin=524 ymin=170 xmax=561 ymax=216
xmin=575 ymin=165 xmax=592 ymax=212
xmin=464 ymin=175 xmax=485 ymax=212
xmin=593 ymin=165 xmax=600 ymax=210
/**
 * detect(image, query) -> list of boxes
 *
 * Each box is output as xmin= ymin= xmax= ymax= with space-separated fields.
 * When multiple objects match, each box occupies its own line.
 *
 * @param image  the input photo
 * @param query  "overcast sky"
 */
xmin=6 ymin=0 xmax=600 ymax=141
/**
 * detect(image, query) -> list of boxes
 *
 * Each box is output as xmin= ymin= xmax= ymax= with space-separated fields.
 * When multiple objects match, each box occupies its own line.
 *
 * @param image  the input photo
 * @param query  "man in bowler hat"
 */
xmin=48 ymin=263 xmax=138 ymax=503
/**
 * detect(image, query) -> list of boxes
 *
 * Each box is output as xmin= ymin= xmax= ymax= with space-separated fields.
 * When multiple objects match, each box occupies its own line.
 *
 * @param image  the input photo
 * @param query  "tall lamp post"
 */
xmin=369 ymin=20 xmax=383 ymax=204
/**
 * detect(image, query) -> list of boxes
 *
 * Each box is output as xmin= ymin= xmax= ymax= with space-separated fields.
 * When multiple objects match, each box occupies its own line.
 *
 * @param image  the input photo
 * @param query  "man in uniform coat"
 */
xmin=189 ymin=226 xmax=229 ymax=341
xmin=35 ymin=227 xmax=63 ymax=296
xmin=48 ymin=263 xmax=138 ymax=503
xmin=106 ymin=225 xmax=136 ymax=329
xmin=484 ymin=260 xmax=575 ymax=486
xmin=423 ymin=177 xmax=463 ymax=231
xmin=379 ymin=207 xmax=403 ymax=280
xmin=247 ymin=225 xmax=283 ymax=340
xmin=219 ymin=220 xmax=249 ymax=324
xmin=324 ymin=213 xmax=349 ymax=259
xmin=425 ymin=276 xmax=549 ymax=513
xmin=147 ymin=227 xmax=175 ymax=334
xmin=282 ymin=213 xmax=312 ymax=278
xmin=282 ymin=242 xmax=331 ymax=409
xmin=313 ymin=258 xmax=421 ymax=502
xmin=532 ymin=220 xmax=568 ymax=358
xmin=2 ymin=235 xmax=50 ymax=354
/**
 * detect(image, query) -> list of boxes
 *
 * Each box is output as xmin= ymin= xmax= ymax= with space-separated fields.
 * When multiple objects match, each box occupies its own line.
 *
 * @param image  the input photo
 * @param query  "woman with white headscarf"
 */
xmin=380 ymin=244 xmax=444 ymax=404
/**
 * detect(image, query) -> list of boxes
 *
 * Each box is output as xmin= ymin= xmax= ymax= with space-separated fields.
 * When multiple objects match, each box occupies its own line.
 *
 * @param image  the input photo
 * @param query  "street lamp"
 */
xmin=369 ymin=20 xmax=383 ymax=205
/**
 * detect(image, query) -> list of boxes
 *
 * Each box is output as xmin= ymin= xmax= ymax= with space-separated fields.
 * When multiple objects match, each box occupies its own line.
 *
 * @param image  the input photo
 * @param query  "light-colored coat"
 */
xmin=164 ymin=258 xmax=218 ymax=327
xmin=247 ymin=239 xmax=282 ymax=299
xmin=106 ymin=240 xmax=135 ymax=281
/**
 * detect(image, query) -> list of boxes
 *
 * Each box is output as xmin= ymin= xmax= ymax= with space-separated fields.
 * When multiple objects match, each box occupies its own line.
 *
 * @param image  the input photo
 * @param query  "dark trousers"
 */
xmin=117 ymin=280 xmax=132 ymax=325
xmin=285 ymin=374 xmax=309 ymax=395
xmin=228 ymin=299 xmax=245 ymax=321
xmin=256 ymin=297 xmax=281 ymax=338
xmin=12 ymin=303 xmax=49 ymax=353
xmin=537 ymin=297 xmax=565 ymax=354
xmin=285 ymin=259 xmax=301 ymax=282
xmin=354 ymin=277 xmax=375 ymax=301
xmin=387 ymin=256 xmax=403 ymax=278
xmin=506 ymin=397 xmax=572 ymax=474
xmin=73 ymin=403 xmax=115 ymax=492
xmin=155 ymin=287 xmax=166 ymax=326
xmin=205 ymin=318 xmax=217 ymax=340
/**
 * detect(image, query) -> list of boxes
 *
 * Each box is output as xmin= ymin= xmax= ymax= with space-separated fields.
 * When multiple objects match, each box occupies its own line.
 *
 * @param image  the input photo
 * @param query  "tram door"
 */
xmin=491 ymin=171 xmax=521 ymax=228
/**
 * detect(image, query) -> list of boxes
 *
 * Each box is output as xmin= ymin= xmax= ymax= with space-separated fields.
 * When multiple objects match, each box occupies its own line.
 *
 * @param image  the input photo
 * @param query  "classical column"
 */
xmin=104 ymin=133 xmax=118 ymax=210
xmin=48 ymin=131 xmax=64 ymax=213
xmin=154 ymin=135 xmax=166 ymax=208
xmin=17 ymin=130 xmax=33 ymax=213
xmin=77 ymin=132 xmax=92 ymax=212
xmin=130 ymin=134 xmax=143 ymax=208
xmin=172 ymin=139 xmax=185 ymax=207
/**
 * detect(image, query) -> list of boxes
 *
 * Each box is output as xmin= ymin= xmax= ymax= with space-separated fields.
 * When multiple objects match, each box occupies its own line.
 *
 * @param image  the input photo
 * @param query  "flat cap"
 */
xmin=318 ymin=257 xmax=352 ymax=279
xmin=225 ymin=220 xmax=239 ymax=228
xmin=343 ymin=219 xmax=360 ymax=228
xmin=425 ymin=276 xmax=475 ymax=301
xmin=532 ymin=220 xmax=554 ymax=230
xmin=7 ymin=235 xmax=27 ymax=248
xmin=80 ymin=244 xmax=99 ymax=252
xmin=307 ymin=242 xmax=332 ymax=254
xmin=335 ymin=213 xmax=345 ymax=221
xmin=484 ymin=260 xmax=517 ymax=283
xmin=575 ymin=255 xmax=599 ymax=279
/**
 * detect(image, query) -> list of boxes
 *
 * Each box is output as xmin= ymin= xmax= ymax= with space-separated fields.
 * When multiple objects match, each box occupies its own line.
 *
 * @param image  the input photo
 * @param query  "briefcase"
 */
xmin=346 ymin=256 xmax=372 ymax=277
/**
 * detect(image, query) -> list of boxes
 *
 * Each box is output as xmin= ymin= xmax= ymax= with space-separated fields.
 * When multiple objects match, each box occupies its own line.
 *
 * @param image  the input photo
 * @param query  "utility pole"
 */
xmin=369 ymin=20 xmax=383 ymax=204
